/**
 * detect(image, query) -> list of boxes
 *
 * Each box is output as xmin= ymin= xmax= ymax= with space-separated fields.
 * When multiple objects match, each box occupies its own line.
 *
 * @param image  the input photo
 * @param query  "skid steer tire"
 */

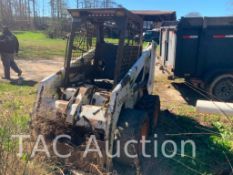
xmin=136 ymin=95 xmax=161 ymax=134
xmin=114 ymin=109 xmax=150 ymax=167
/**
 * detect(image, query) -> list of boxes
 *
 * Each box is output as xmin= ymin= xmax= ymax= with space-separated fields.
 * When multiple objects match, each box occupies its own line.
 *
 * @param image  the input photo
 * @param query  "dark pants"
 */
xmin=1 ymin=53 xmax=21 ymax=79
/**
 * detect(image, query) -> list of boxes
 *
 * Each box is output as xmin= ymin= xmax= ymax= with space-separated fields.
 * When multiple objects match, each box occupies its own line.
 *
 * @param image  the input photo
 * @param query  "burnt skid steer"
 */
xmin=32 ymin=8 xmax=160 ymax=175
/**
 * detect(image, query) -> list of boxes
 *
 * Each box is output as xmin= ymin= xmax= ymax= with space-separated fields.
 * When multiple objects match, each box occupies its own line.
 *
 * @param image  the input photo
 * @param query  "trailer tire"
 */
xmin=209 ymin=74 xmax=233 ymax=102
xmin=136 ymin=95 xmax=161 ymax=134
xmin=114 ymin=109 xmax=150 ymax=167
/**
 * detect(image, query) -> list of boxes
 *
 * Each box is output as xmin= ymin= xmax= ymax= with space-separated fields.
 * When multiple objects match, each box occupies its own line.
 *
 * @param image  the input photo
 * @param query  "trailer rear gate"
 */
xmin=160 ymin=26 xmax=177 ymax=70
xmin=160 ymin=17 xmax=233 ymax=101
xmin=167 ymin=30 xmax=176 ymax=69
xmin=161 ymin=17 xmax=233 ymax=78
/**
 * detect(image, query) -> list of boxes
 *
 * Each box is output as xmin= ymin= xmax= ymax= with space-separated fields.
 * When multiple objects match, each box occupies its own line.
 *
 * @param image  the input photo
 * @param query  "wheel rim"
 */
xmin=213 ymin=78 xmax=233 ymax=101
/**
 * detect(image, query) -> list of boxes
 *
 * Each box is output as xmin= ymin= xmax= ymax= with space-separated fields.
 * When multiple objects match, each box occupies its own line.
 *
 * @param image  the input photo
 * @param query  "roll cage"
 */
xmin=64 ymin=8 xmax=144 ymax=87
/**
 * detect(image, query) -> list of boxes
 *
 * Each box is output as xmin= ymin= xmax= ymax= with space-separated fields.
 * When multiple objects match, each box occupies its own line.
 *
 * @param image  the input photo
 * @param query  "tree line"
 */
xmin=0 ymin=0 xmax=116 ymax=29
xmin=0 ymin=0 xmax=69 ymax=29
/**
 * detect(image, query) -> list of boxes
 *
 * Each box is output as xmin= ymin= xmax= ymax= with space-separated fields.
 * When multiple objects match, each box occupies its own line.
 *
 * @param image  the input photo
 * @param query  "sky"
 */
xmin=114 ymin=0 xmax=233 ymax=18
xmin=39 ymin=0 xmax=233 ymax=19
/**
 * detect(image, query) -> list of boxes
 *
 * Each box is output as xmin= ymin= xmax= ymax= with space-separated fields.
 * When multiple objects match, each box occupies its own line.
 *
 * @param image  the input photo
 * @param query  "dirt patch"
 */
xmin=0 ymin=58 xmax=63 ymax=82
xmin=154 ymin=66 xmax=187 ymax=105
xmin=31 ymin=111 xmax=109 ymax=175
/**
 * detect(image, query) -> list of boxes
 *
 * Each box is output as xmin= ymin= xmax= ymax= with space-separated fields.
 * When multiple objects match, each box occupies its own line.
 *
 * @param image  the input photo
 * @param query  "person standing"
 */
xmin=0 ymin=26 xmax=22 ymax=80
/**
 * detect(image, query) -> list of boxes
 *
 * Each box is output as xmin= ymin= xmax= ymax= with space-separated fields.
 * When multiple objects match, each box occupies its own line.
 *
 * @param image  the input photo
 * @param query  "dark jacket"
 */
xmin=0 ymin=32 xmax=19 ymax=54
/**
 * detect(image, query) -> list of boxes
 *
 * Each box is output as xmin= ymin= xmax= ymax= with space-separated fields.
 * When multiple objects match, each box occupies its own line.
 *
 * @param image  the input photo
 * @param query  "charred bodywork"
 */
xmin=33 ymin=8 xmax=158 ymax=173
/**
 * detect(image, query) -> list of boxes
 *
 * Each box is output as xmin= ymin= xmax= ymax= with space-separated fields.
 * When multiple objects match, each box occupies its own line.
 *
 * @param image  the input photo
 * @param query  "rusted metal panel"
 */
xmin=92 ymin=91 xmax=110 ymax=106
xmin=76 ymin=105 xmax=107 ymax=130
xmin=68 ymin=8 xmax=143 ymax=24
xmin=65 ymin=86 xmax=94 ymax=124
xmin=55 ymin=100 xmax=69 ymax=114
xmin=54 ymin=85 xmax=111 ymax=132
xmin=65 ymin=8 xmax=143 ymax=87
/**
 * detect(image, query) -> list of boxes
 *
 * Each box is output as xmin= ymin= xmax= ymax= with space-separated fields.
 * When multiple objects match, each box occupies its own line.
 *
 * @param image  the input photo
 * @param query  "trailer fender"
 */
xmin=204 ymin=69 xmax=233 ymax=87
xmin=208 ymin=73 xmax=233 ymax=101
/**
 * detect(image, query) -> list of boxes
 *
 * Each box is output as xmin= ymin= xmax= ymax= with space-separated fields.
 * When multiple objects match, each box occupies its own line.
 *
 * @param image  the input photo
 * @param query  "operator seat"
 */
xmin=94 ymin=42 xmax=118 ymax=80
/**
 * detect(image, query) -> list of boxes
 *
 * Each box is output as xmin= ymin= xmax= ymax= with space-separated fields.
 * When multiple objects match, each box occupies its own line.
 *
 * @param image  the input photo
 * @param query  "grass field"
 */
xmin=0 ymin=82 xmax=36 ymax=174
xmin=0 ymin=82 xmax=65 ymax=174
xmin=14 ymin=31 xmax=151 ymax=60
xmin=15 ymin=31 xmax=66 ymax=59
xmin=153 ymin=76 xmax=233 ymax=175
xmin=156 ymin=105 xmax=233 ymax=175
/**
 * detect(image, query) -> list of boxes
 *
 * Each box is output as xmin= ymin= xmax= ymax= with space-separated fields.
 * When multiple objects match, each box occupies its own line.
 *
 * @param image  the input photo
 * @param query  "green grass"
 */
xmin=13 ymin=31 xmax=150 ymax=60
xmin=154 ymin=79 xmax=233 ymax=175
xmin=0 ymin=82 xmax=40 ymax=174
xmin=156 ymin=113 xmax=233 ymax=175
xmin=0 ymin=82 xmax=36 ymax=132
xmin=0 ymin=82 xmax=60 ymax=174
xmin=14 ymin=31 xmax=66 ymax=60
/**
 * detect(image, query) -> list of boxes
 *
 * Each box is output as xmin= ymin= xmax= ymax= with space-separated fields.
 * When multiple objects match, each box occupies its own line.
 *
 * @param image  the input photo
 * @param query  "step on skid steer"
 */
xmin=32 ymin=8 xmax=160 ymax=175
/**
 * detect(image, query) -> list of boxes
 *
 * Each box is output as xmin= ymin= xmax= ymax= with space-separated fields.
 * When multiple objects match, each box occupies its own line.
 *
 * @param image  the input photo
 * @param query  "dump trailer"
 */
xmin=32 ymin=8 xmax=160 ymax=174
xmin=160 ymin=17 xmax=233 ymax=101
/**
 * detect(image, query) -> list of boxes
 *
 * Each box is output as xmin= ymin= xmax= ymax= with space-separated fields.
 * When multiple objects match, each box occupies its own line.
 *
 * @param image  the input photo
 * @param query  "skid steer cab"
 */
xmin=32 ymin=8 xmax=160 ymax=174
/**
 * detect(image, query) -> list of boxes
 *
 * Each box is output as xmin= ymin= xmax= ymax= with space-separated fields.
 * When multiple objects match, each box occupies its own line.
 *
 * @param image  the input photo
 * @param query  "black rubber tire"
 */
xmin=114 ymin=109 xmax=150 ymax=167
xmin=136 ymin=95 xmax=161 ymax=134
xmin=209 ymin=74 xmax=233 ymax=102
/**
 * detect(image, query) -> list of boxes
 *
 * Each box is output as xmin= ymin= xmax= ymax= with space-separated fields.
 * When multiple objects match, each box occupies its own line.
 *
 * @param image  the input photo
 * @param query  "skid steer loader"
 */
xmin=32 ymin=8 xmax=160 ymax=174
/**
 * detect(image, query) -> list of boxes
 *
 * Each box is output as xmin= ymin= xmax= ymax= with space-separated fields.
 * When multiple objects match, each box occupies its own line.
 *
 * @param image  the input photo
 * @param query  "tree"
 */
xmin=0 ymin=0 xmax=40 ymax=28
xmin=76 ymin=0 xmax=115 ymax=8
xmin=185 ymin=12 xmax=202 ymax=17
xmin=0 ymin=0 xmax=118 ymax=31
xmin=50 ymin=0 xmax=67 ymax=19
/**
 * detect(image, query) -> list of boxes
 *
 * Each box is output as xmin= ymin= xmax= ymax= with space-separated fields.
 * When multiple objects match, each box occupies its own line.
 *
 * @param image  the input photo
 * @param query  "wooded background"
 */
xmin=0 ymin=0 xmax=115 ymax=31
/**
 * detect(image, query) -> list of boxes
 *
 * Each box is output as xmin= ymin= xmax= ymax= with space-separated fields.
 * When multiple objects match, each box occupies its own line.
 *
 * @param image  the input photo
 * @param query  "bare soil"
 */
xmin=0 ymin=58 xmax=63 ymax=82
xmin=154 ymin=66 xmax=186 ymax=104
